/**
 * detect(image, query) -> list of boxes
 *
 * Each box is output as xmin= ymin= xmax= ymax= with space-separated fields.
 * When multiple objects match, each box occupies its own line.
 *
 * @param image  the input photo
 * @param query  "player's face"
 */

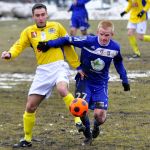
xmin=32 ymin=8 xmax=48 ymax=28
xmin=97 ymin=27 xmax=113 ymax=46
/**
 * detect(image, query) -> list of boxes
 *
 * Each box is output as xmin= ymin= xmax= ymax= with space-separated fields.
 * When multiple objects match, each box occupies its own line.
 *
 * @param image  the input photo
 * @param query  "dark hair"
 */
xmin=32 ymin=3 xmax=47 ymax=14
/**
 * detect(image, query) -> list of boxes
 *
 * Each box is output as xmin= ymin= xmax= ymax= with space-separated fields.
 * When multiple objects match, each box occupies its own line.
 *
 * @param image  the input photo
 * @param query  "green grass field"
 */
xmin=0 ymin=20 xmax=150 ymax=150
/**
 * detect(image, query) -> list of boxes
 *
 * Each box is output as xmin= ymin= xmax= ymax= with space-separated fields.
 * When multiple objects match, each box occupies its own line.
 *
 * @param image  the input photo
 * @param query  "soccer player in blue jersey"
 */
xmin=68 ymin=0 xmax=90 ymax=36
xmin=37 ymin=20 xmax=130 ymax=145
xmin=120 ymin=0 xmax=150 ymax=58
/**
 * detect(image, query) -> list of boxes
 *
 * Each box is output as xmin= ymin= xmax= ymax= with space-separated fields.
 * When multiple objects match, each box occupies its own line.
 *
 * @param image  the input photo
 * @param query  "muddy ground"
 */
xmin=0 ymin=20 xmax=150 ymax=150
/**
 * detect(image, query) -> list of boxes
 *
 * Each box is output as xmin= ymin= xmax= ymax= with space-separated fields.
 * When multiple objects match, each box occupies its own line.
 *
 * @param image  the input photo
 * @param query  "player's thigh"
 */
xmin=92 ymin=87 xmax=108 ymax=110
xmin=56 ymin=81 xmax=68 ymax=97
xmin=136 ymin=21 xmax=147 ymax=34
xmin=29 ymin=62 xmax=62 ymax=99
xmin=56 ymin=61 xmax=70 ymax=97
xmin=79 ymin=17 xmax=89 ymax=32
xmin=70 ymin=17 xmax=79 ymax=29
xmin=127 ymin=22 xmax=136 ymax=36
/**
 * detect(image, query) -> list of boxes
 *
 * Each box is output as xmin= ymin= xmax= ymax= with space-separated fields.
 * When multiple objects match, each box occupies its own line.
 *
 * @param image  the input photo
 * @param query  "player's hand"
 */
xmin=122 ymin=83 xmax=130 ymax=91
xmin=76 ymin=66 xmax=87 ymax=79
xmin=120 ymin=11 xmax=127 ymax=17
xmin=137 ymin=10 xmax=145 ymax=18
xmin=37 ymin=41 xmax=50 ymax=52
xmin=1 ymin=51 xmax=11 ymax=59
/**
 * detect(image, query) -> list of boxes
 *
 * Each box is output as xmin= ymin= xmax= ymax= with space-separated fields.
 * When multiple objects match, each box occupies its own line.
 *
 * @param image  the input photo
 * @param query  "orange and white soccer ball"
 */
xmin=69 ymin=98 xmax=88 ymax=117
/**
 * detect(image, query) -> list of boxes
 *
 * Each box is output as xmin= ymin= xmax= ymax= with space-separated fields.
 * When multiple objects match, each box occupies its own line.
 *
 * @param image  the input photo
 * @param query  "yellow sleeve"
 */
xmin=125 ymin=0 xmax=132 ymax=13
xmin=143 ymin=0 xmax=150 ymax=12
xmin=9 ymin=28 xmax=30 ymax=59
xmin=58 ymin=23 xmax=80 ymax=69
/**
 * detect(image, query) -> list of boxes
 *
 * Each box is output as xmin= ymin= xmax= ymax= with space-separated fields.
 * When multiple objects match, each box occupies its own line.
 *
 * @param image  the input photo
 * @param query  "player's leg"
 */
xmin=92 ymin=108 xmax=107 ymax=138
xmin=91 ymin=83 xmax=108 ymax=138
xmin=70 ymin=17 xmax=78 ymax=36
xmin=75 ymin=75 xmax=92 ymax=145
xmin=81 ymin=29 xmax=88 ymax=36
xmin=74 ymin=73 xmax=89 ymax=132
xmin=79 ymin=16 xmax=90 ymax=36
xmin=56 ymin=81 xmax=82 ymax=128
xmin=70 ymin=27 xmax=78 ymax=36
xmin=80 ymin=114 xmax=92 ymax=145
xmin=55 ymin=62 xmax=83 ymax=126
xmin=136 ymin=21 xmax=150 ymax=42
xmin=127 ymin=22 xmax=140 ymax=57
xmin=13 ymin=63 xmax=58 ymax=148
xmin=13 ymin=94 xmax=45 ymax=148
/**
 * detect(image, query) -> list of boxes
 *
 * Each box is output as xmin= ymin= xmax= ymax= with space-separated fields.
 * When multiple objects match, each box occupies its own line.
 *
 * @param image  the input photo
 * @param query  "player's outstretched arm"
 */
xmin=37 ymin=37 xmax=71 ymax=52
xmin=1 ymin=51 xmax=11 ymax=59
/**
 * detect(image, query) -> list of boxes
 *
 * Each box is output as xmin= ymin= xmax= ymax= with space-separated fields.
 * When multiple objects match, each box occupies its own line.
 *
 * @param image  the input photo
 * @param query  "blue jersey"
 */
xmin=47 ymin=35 xmax=129 ymax=85
xmin=68 ymin=0 xmax=90 ymax=18
xmin=68 ymin=0 xmax=90 ymax=29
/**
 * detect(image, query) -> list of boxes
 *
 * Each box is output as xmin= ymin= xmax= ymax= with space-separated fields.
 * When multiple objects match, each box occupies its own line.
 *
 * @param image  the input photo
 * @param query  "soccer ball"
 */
xmin=69 ymin=98 xmax=88 ymax=117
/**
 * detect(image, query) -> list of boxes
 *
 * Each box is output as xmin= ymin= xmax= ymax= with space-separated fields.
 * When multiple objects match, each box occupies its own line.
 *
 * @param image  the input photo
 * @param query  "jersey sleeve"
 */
xmin=48 ymin=36 xmax=90 ymax=49
xmin=8 ymin=28 xmax=30 ymax=59
xmin=77 ymin=0 xmax=91 ymax=5
xmin=125 ymin=0 xmax=132 ymax=13
xmin=113 ymin=48 xmax=129 ymax=84
xmin=58 ymin=23 xmax=80 ymax=69
xmin=68 ymin=36 xmax=90 ymax=48
xmin=143 ymin=0 xmax=150 ymax=12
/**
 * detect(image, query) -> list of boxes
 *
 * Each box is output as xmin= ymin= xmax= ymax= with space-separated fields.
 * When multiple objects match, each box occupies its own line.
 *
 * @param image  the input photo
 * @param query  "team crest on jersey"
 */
xmin=31 ymin=32 xmax=37 ymax=38
xmin=91 ymin=58 xmax=105 ymax=71
xmin=49 ymin=28 xmax=56 ymax=33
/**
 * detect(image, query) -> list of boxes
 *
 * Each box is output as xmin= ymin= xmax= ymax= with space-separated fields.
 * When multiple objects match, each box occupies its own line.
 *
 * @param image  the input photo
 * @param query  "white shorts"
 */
xmin=127 ymin=21 xmax=147 ymax=34
xmin=28 ymin=60 xmax=70 ymax=99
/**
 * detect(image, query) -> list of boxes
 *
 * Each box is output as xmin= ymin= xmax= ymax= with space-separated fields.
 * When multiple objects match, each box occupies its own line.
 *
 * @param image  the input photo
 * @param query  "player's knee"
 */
xmin=70 ymin=28 xmax=77 ymax=36
xmin=70 ymin=30 xmax=76 ymax=36
xmin=94 ymin=110 xmax=106 ymax=124
xmin=26 ymin=102 xmax=37 ymax=113
xmin=81 ymin=30 xmax=87 ymax=35
xmin=137 ymin=35 xmax=144 ymax=41
xmin=57 ymin=85 xmax=68 ymax=97
xmin=128 ymin=32 xmax=133 ymax=36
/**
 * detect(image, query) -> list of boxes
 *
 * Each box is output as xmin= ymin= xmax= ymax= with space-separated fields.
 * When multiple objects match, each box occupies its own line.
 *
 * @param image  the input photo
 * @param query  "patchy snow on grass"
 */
xmin=0 ymin=70 xmax=150 ymax=89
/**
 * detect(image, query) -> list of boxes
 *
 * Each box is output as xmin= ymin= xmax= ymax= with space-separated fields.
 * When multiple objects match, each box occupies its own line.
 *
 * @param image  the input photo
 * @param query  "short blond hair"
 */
xmin=97 ymin=20 xmax=114 ymax=32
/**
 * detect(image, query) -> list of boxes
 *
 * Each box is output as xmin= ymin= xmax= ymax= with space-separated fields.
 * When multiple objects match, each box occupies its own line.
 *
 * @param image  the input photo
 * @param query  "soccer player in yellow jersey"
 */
xmin=120 ymin=0 xmax=150 ymax=58
xmin=1 ymin=3 xmax=83 ymax=148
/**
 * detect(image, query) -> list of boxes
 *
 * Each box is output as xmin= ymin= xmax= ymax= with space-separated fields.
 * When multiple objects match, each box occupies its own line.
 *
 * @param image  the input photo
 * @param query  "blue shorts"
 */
xmin=75 ymin=74 xmax=108 ymax=110
xmin=70 ymin=15 xmax=90 ymax=31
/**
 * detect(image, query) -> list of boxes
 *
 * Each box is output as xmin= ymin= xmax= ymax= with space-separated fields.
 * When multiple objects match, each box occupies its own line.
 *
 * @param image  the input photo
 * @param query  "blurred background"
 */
xmin=0 ymin=0 xmax=128 ymax=20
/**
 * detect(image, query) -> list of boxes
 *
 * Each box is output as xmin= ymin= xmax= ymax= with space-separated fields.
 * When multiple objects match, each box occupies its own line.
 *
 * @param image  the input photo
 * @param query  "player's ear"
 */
xmin=111 ymin=32 xmax=114 ymax=36
xmin=46 ymin=12 xmax=48 ymax=19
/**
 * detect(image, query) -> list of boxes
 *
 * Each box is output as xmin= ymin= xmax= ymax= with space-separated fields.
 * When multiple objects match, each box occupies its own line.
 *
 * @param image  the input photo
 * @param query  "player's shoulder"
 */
xmin=21 ymin=24 xmax=35 ymax=33
xmin=86 ymin=34 xmax=97 ymax=40
xmin=46 ymin=21 xmax=63 ymax=27
xmin=110 ymin=39 xmax=120 ymax=49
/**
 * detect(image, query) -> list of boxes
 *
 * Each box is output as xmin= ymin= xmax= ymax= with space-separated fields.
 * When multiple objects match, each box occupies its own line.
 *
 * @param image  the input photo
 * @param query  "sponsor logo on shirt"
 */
xmin=91 ymin=58 xmax=105 ymax=71
xmin=84 ymin=47 xmax=118 ymax=58
xmin=31 ymin=32 xmax=37 ymax=38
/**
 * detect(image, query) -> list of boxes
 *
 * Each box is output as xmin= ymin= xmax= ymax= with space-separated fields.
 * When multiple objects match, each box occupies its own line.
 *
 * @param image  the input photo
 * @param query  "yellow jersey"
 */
xmin=125 ymin=0 xmax=150 ymax=23
xmin=9 ymin=21 xmax=80 ymax=69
